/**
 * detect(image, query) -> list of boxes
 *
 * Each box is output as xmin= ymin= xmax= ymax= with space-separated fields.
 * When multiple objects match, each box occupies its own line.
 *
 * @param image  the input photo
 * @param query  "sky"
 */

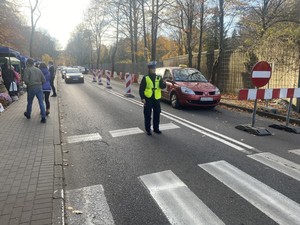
xmin=36 ymin=0 xmax=90 ymax=49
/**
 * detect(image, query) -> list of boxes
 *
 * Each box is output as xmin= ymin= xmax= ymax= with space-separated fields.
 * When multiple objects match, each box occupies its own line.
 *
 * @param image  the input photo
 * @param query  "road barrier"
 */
xmin=124 ymin=73 xmax=134 ymax=98
xmin=237 ymin=88 xmax=300 ymax=134
xmin=238 ymin=88 xmax=300 ymax=100
xmin=97 ymin=69 xmax=103 ymax=85
xmin=106 ymin=70 xmax=112 ymax=89
xmin=92 ymin=69 xmax=97 ymax=82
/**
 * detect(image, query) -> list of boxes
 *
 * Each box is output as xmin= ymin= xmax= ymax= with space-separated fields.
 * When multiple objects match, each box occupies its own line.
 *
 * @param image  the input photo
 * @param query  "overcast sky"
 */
xmin=36 ymin=0 xmax=90 ymax=49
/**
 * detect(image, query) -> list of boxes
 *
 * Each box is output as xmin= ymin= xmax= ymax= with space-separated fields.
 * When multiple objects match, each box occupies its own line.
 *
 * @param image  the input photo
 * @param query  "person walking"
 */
xmin=23 ymin=58 xmax=47 ymax=123
xmin=49 ymin=61 xmax=57 ymax=97
xmin=39 ymin=63 xmax=51 ymax=116
xmin=139 ymin=61 xmax=166 ymax=135
xmin=1 ymin=62 xmax=16 ymax=97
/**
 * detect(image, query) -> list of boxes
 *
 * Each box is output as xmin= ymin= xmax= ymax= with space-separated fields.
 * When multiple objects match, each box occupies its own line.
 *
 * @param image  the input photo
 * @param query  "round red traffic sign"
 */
xmin=251 ymin=61 xmax=272 ymax=87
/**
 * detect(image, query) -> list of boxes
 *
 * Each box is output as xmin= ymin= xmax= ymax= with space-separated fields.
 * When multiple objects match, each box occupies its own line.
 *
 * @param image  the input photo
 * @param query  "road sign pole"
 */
xmin=286 ymin=97 xmax=293 ymax=127
xmin=252 ymin=98 xmax=258 ymax=127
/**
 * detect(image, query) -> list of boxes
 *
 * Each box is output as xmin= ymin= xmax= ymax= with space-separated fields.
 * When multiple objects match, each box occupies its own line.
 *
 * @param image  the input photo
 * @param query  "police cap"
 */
xmin=147 ymin=61 xmax=157 ymax=69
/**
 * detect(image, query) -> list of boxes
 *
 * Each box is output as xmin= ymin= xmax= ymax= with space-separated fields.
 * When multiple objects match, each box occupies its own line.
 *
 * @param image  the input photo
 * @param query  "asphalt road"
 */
xmin=58 ymin=73 xmax=300 ymax=225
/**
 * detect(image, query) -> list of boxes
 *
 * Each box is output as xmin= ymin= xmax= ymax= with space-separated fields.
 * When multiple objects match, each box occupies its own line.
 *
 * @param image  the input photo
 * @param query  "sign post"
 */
xmin=235 ymin=61 xmax=272 ymax=136
xmin=251 ymin=61 xmax=272 ymax=127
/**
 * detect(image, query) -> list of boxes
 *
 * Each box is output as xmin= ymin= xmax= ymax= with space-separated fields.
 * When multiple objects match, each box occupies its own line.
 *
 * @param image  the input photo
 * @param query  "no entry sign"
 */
xmin=251 ymin=61 xmax=272 ymax=87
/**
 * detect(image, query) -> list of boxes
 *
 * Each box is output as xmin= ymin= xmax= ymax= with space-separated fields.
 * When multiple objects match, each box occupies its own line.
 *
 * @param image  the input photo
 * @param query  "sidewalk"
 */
xmin=0 ymin=93 xmax=64 ymax=225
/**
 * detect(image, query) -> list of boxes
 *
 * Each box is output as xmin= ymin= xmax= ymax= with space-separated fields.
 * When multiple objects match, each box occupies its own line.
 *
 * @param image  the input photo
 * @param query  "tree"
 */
xmin=28 ymin=0 xmax=42 ymax=57
xmin=65 ymin=24 xmax=92 ymax=67
xmin=85 ymin=0 xmax=110 ymax=69
xmin=0 ymin=0 xmax=27 ymax=51
xmin=197 ymin=0 xmax=205 ymax=70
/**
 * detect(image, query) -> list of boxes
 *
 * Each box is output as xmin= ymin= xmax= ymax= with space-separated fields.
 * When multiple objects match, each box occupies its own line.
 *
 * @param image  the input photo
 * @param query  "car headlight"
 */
xmin=66 ymin=75 xmax=70 ymax=78
xmin=180 ymin=86 xmax=195 ymax=95
xmin=80 ymin=75 xmax=84 ymax=78
xmin=215 ymin=87 xmax=220 ymax=95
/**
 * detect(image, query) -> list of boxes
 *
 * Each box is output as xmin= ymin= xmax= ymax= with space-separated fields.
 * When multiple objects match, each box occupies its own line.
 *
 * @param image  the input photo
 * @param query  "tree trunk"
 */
xmin=197 ymin=1 xmax=204 ymax=71
xmin=142 ymin=0 xmax=149 ymax=61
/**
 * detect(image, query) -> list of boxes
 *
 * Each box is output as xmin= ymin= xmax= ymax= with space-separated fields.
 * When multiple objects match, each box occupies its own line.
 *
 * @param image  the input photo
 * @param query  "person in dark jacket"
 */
xmin=23 ymin=58 xmax=47 ymax=123
xmin=48 ymin=61 xmax=57 ymax=97
xmin=139 ymin=61 xmax=166 ymax=135
xmin=39 ymin=63 xmax=51 ymax=116
xmin=1 ymin=62 xmax=16 ymax=96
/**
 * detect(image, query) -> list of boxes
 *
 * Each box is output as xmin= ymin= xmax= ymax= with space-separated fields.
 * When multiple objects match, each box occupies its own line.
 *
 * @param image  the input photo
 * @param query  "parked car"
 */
xmin=156 ymin=66 xmax=221 ymax=108
xmin=64 ymin=67 xmax=84 ymax=83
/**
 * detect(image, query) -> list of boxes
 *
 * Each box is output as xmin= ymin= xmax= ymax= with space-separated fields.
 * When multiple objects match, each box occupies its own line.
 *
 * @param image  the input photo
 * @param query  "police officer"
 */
xmin=139 ymin=61 xmax=166 ymax=135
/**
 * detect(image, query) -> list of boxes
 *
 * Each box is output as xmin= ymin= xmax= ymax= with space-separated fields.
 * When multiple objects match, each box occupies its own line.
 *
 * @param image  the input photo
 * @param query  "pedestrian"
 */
xmin=12 ymin=65 xmax=21 ymax=95
xmin=49 ymin=61 xmax=57 ymax=97
xmin=139 ymin=61 xmax=166 ymax=135
xmin=23 ymin=58 xmax=47 ymax=123
xmin=1 ymin=62 xmax=16 ymax=97
xmin=39 ymin=63 xmax=51 ymax=116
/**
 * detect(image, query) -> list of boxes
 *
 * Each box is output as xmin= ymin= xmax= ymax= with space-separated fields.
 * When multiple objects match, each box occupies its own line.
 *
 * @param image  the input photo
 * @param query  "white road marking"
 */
xmin=199 ymin=160 xmax=300 ymax=225
xmin=248 ymin=152 xmax=300 ymax=182
xmin=161 ymin=112 xmax=253 ymax=154
xmin=109 ymin=127 xmax=144 ymax=137
xmin=67 ymin=133 xmax=102 ymax=144
xmin=139 ymin=170 xmax=225 ymax=225
xmin=88 ymin=81 xmax=257 ymax=153
xmin=156 ymin=122 xmax=180 ymax=131
xmin=66 ymin=185 xmax=114 ymax=225
xmin=289 ymin=149 xmax=300 ymax=156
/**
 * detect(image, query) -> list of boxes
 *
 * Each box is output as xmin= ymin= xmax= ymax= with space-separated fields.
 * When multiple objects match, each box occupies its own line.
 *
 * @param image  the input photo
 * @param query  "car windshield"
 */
xmin=66 ymin=68 xmax=80 ymax=73
xmin=173 ymin=69 xmax=208 ymax=82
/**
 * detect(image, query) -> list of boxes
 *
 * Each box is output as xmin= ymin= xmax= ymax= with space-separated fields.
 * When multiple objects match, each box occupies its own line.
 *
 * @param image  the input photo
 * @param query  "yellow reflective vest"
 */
xmin=144 ymin=75 xmax=162 ymax=99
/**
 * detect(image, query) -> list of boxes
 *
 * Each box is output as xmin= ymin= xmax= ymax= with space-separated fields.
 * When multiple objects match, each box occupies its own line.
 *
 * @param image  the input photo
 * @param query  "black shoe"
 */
xmin=51 ymin=94 xmax=57 ymax=97
xmin=41 ymin=118 xmax=46 ymax=123
xmin=24 ymin=112 xmax=30 ymax=119
xmin=154 ymin=130 xmax=162 ymax=134
xmin=146 ymin=131 xmax=152 ymax=135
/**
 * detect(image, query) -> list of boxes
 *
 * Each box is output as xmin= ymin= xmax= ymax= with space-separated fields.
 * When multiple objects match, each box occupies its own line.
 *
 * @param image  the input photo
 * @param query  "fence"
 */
xmin=101 ymin=48 xmax=300 ymax=95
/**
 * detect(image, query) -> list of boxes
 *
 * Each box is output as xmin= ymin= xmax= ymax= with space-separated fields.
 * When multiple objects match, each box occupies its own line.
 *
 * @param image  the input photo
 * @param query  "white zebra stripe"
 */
xmin=248 ymin=152 xmax=300 ymax=182
xmin=109 ymin=127 xmax=144 ymax=137
xmin=289 ymin=149 xmax=300 ymax=156
xmin=66 ymin=185 xmax=114 ymax=225
xmin=139 ymin=170 xmax=225 ymax=225
xmin=199 ymin=160 xmax=300 ymax=225
xmin=67 ymin=133 xmax=102 ymax=144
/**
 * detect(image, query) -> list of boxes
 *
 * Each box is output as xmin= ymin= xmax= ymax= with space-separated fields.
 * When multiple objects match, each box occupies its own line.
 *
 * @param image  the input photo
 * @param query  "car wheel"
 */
xmin=170 ymin=93 xmax=180 ymax=108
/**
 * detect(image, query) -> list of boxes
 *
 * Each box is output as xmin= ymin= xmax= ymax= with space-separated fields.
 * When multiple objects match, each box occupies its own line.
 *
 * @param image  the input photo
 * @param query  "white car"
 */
xmin=64 ymin=68 xmax=84 ymax=83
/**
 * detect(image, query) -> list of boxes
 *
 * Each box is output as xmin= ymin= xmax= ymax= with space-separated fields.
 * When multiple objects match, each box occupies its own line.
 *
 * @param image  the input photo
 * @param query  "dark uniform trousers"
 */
xmin=144 ymin=98 xmax=161 ymax=132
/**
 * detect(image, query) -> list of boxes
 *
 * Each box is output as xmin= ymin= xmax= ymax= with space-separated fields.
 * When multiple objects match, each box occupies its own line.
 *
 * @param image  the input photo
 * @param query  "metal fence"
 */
xmin=102 ymin=48 xmax=300 ymax=94
xmin=164 ymin=49 xmax=300 ymax=93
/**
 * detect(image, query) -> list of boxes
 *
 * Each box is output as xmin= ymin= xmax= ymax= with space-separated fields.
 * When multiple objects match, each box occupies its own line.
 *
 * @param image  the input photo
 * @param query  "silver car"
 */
xmin=64 ymin=68 xmax=84 ymax=83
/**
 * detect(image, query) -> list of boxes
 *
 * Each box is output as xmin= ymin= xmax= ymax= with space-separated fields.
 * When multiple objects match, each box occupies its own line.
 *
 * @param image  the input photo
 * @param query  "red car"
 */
xmin=156 ymin=66 xmax=221 ymax=108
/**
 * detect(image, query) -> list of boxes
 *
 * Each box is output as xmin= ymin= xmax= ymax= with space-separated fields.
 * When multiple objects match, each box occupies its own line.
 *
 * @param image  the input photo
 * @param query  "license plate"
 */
xmin=201 ymin=97 xmax=213 ymax=101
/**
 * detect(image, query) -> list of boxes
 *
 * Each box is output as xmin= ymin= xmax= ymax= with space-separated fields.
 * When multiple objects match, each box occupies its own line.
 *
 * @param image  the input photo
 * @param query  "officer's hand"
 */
xmin=141 ymin=99 xmax=146 ymax=105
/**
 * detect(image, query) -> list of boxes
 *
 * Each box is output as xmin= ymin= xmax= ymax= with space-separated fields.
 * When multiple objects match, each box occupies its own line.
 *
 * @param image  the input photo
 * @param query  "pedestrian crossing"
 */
xmin=65 ymin=151 xmax=300 ymax=225
xmin=66 ymin=123 xmax=180 ymax=143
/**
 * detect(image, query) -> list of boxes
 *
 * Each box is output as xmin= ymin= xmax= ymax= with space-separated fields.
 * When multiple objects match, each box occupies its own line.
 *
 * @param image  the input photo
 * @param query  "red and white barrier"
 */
xmin=106 ymin=70 xmax=112 ymax=89
xmin=239 ymin=88 xmax=300 ymax=100
xmin=92 ymin=69 xmax=97 ymax=82
xmin=125 ymin=73 xmax=132 ymax=94
xmin=98 ymin=69 xmax=103 ymax=85
xmin=124 ymin=72 xmax=134 ymax=97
